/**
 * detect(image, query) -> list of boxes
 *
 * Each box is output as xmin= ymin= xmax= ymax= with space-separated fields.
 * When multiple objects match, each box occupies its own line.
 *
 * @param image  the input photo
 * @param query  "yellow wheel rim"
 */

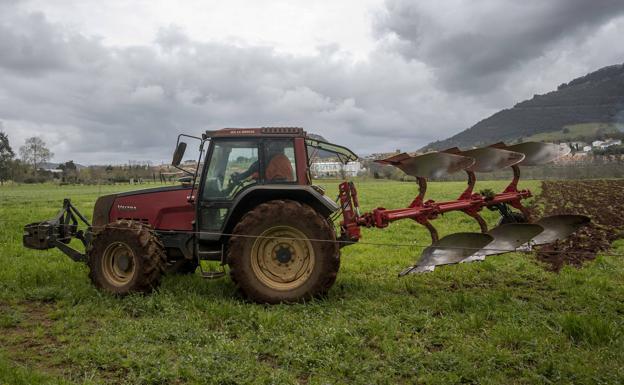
xmin=101 ymin=242 xmax=136 ymax=287
xmin=250 ymin=226 xmax=315 ymax=291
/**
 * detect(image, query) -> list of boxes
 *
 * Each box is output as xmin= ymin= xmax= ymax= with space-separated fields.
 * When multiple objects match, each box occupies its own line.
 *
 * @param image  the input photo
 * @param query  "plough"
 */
xmin=337 ymin=141 xmax=590 ymax=275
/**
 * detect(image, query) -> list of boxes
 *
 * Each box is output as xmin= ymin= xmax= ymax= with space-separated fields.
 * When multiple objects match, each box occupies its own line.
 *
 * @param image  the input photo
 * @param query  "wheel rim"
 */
xmin=101 ymin=242 xmax=136 ymax=287
xmin=250 ymin=226 xmax=315 ymax=291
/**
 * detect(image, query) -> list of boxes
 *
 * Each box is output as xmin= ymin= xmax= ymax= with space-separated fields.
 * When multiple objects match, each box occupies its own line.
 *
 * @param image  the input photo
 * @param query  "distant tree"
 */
xmin=58 ymin=160 xmax=78 ymax=182
xmin=0 ymin=131 xmax=15 ymax=185
xmin=19 ymin=136 xmax=53 ymax=173
xmin=9 ymin=159 xmax=30 ymax=183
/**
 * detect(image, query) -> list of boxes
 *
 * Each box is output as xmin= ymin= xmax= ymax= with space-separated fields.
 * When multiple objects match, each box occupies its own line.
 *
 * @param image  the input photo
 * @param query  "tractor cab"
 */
xmin=201 ymin=133 xmax=301 ymax=198
xmin=172 ymin=127 xmax=357 ymax=191
xmin=170 ymin=128 xmax=357 ymax=265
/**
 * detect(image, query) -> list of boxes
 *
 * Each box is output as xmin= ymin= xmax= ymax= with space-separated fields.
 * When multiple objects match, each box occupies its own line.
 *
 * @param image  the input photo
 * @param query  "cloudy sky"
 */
xmin=1 ymin=0 xmax=624 ymax=164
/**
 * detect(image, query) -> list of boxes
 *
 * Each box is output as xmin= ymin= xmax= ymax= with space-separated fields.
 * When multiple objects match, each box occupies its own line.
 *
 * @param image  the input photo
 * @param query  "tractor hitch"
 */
xmin=23 ymin=199 xmax=91 ymax=262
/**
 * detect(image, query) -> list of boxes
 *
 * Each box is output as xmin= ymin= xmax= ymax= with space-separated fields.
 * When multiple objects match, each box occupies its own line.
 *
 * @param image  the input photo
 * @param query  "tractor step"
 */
xmin=197 ymin=257 xmax=227 ymax=279
xmin=200 ymin=271 xmax=226 ymax=279
xmin=198 ymin=250 xmax=223 ymax=260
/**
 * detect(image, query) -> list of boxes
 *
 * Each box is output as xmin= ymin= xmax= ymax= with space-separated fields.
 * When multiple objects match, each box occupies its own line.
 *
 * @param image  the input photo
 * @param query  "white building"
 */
xmin=593 ymin=139 xmax=621 ymax=149
xmin=311 ymin=161 xmax=362 ymax=178
xmin=42 ymin=168 xmax=63 ymax=174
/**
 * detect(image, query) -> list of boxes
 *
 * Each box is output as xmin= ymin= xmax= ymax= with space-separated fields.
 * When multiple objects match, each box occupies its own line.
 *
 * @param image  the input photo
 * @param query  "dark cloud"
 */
xmin=1 ymin=4 xmax=491 ymax=163
xmin=376 ymin=0 xmax=624 ymax=93
xmin=0 ymin=1 xmax=623 ymax=164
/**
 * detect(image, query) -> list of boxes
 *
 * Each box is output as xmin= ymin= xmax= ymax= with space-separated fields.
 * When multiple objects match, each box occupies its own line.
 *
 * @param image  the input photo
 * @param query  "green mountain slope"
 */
xmin=424 ymin=63 xmax=624 ymax=150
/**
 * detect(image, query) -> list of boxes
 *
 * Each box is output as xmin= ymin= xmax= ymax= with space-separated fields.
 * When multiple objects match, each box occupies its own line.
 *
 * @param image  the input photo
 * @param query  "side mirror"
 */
xmin=172 ymin=142 xmax=187 ymax=166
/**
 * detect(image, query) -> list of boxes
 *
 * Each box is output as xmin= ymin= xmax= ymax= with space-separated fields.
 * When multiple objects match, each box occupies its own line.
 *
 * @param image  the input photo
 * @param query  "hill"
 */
xmin=424 ymin=63 xmax=624 ymax=150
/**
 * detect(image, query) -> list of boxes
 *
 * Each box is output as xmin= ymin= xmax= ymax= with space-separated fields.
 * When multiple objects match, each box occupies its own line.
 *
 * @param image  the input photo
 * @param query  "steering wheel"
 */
xmin=224 ymin=172 xmax=246 ymax=195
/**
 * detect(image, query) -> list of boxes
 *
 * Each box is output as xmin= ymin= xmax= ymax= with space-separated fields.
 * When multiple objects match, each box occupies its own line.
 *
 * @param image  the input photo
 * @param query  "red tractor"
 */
xmin=24 ymin=127 xmax=589 ymax=303
xmin=25 ymin=128 xmax=354 ymax=303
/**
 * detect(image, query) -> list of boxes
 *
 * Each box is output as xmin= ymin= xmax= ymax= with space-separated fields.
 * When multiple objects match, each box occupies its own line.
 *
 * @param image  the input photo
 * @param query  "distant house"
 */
xmin=583 ymin=145 xmax=592 ymax=152
xmin=42 ymin=168 xmax=63 ymax=174
xmin=311 ymin=161 xmax=362 ymax=178
xmin=592 ymin=139 xmax=621 ymax=149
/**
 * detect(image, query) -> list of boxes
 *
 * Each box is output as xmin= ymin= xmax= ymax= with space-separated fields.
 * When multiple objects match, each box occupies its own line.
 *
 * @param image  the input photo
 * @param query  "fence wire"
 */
xmin=4 ymin=219 xmax=624 ymax=258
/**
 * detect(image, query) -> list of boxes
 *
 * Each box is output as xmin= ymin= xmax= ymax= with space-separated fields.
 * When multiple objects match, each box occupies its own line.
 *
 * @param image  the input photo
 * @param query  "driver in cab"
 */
xmin=231 ymin=142 xmax=294 ymax=184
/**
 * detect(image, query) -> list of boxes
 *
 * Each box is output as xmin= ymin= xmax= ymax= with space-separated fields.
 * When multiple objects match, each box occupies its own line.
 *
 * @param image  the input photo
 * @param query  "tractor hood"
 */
xmin=92 ymin=185 xmax=195 ymax=231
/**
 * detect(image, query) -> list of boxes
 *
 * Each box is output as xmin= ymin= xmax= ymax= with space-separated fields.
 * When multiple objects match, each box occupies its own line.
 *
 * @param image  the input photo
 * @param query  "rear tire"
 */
xmin=87 ymin=220 xmax=166 ymax=295
xmin=228 ymin=200 xmax=340 ymax=304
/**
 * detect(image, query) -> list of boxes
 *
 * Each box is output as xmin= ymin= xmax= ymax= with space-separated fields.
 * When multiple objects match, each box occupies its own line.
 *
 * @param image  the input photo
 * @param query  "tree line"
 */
xmin=0 ymin=132 xmax=54 ymax=184
xmin=0 ymin=132 xmax=171 ymax=185
xmin=3 ymin=130 xmax=623 ymax=186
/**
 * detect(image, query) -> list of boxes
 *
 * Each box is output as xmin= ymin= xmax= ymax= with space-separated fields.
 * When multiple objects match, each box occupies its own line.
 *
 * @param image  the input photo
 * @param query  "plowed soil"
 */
xmin=531 ymin=179 xmax=624 ymax=271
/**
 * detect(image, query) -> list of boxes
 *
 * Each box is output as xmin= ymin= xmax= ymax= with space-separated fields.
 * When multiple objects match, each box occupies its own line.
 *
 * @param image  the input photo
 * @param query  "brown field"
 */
xmin=533 ymin=179 xmax=624 ymax=271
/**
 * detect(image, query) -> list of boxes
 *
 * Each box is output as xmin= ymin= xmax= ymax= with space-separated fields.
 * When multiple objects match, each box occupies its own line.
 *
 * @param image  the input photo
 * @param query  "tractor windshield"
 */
xmin=203 ymin=140 xmax=260 ymax=199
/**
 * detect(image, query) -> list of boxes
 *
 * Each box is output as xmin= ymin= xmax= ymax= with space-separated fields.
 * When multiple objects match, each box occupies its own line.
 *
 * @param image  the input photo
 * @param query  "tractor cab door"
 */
xmin=197 ymin=139 xmax=261 ymax=240
xmin=197 ymin=138 xmax=299 ymax=242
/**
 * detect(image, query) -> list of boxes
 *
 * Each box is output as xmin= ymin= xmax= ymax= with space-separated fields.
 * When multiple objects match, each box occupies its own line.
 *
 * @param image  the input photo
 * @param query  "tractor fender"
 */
xmin=221 ymin=185 xmax=339 ymax=239
xmin=92 ymin=193 xmax=118 ymax=227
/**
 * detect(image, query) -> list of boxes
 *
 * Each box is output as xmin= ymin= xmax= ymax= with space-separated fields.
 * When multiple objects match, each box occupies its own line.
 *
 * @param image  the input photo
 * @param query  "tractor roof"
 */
xmin=205 ymin=127 xmax=306 ymax=138
xmin=204 ymin=127 xmax=359 ymax=162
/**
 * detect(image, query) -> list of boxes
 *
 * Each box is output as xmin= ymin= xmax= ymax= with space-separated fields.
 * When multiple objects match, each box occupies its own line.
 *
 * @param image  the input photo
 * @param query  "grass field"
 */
xmin=1 ymin=179 xmax=623 ymax=384
xmin=524 ymin=122 xmax=620 ymax=142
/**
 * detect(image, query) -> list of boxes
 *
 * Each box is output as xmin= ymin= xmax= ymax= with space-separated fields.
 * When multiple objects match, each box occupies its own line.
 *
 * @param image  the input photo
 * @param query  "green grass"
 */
xmin=524 ymin=122 xmax=620 ymax=142
xmin=1 ymin=180 xmax=623 ymax=384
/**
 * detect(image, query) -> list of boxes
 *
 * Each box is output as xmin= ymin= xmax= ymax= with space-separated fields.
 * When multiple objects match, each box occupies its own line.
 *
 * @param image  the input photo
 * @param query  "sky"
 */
xmin=1 ymin=0 xmax=624 ymax=165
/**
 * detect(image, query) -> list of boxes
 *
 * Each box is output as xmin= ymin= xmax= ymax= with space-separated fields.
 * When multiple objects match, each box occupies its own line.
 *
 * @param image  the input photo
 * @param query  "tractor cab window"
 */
xmin=264 ymin=139 xmax=296 ymax=183
xmin=203 ymin=140 xmax=259 ymax=199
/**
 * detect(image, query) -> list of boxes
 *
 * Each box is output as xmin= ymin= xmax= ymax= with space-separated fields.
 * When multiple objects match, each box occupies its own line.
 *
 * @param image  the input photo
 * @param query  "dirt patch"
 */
xmin=257 ymin=352 xmax=279 ymax=369
xmin=0 ymin=301 xmax=66 ymax=375
xmin=0 ymin=301 xmax=133 ymax=384
xmin=530 ymin=180 xmax=624 ymax=271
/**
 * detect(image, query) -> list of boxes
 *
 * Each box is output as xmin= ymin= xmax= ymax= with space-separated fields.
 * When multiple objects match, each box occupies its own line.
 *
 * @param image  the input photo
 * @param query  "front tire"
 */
xmin=87 ymin=220 xmax=166 ymax=295
xmin=228 ymin=200 xmax=340 ymax=304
